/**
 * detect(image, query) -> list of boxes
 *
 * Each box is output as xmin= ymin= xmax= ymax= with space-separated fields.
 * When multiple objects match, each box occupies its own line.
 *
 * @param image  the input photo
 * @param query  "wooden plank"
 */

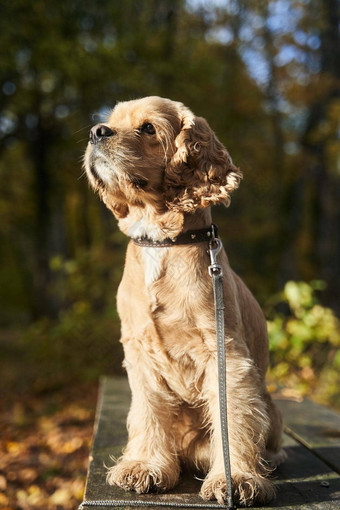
xmin=276 ymin=398 xmax=340 ymax=474
xmin=80 ymin=377 xmax=340 ymax=510
xmin=270 ymin=433 xmax=340 ymax=509
xmin=81 ymin=378 xmax=222 ymax=510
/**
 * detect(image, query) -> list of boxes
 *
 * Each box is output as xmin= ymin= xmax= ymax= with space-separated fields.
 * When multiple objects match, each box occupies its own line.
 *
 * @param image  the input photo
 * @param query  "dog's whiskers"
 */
xmin=76 ymin=137 xmax=90 ymax=144
xmin=72 ymin=123 xmax=96 ymax=136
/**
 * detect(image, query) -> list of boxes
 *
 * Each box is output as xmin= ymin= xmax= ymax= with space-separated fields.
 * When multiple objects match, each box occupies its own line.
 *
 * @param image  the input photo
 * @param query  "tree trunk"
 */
xmin=29 ymin=118 xmax=66 ymax=319
xmin=301 ymin=0 xmax=340 ymax=312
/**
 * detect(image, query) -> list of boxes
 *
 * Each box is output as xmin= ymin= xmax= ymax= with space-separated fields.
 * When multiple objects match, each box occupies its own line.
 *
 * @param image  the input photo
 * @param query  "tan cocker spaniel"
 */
xmin=84 ymin=96 xmax=286 ymax=507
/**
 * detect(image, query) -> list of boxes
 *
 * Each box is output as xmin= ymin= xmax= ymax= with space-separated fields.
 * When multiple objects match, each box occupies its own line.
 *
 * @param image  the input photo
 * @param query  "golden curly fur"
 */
xmin=84 ymin=96 xmax=286 ymax=506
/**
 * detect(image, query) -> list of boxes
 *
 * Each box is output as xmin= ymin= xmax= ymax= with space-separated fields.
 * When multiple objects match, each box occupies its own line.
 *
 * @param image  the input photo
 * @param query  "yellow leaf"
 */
xmin=49 ymin=488 xmax=72 ymax=505
xmin=61 ymin=437 xmax=83 ymax=454
xmin=6 ymin=442 xmax=24 ymax=454
xmin=0 ymin=493 xmax=9 ymax=505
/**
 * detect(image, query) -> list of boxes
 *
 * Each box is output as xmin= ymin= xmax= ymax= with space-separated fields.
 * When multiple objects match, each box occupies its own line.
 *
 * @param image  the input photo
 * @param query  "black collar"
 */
xmin=132 ymin=224 xmax=218 ymax=248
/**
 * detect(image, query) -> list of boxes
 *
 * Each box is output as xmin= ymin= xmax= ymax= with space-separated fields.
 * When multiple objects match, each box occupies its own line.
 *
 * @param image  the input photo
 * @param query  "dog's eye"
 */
xmin=141 ymin=123 xmax=156 ymax=135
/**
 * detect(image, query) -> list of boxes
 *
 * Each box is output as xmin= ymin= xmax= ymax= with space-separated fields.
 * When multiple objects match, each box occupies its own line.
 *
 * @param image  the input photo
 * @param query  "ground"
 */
xmin=0 ymin=383 xmax=97 ymax=510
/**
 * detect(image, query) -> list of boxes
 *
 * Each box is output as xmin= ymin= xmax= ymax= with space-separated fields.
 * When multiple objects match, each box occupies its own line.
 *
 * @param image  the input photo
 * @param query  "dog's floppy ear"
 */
xmin=165 ymin=110 xmax=242 ymax=213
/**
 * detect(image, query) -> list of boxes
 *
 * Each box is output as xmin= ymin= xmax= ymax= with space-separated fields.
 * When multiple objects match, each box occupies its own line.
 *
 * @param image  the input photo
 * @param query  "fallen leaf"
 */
xmin=0 ymin=492 xmax=9 ymax=505
xmin=49 ymin=487 xmax=72 ymax=505
xmin=0 ymin=474 xmax=7 ymax=491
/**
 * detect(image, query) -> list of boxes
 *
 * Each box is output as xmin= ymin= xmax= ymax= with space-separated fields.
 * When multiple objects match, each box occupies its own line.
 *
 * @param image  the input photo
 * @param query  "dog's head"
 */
xmin=84 ymin=96 xmax=242 ymax=222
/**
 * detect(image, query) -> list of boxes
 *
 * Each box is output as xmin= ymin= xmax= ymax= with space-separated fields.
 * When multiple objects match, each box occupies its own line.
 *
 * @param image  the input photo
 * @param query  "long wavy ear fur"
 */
xmin=165 ymin=111 xmax=242 ymax=213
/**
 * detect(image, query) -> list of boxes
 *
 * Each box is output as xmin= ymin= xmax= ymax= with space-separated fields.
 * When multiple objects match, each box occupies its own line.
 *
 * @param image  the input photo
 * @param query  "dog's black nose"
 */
xmin=89 ymin=124 xmax=115 ymax=144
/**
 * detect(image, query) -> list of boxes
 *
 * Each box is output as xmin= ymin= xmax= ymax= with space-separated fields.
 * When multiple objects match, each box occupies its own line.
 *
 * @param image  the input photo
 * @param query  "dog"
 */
xmin=84 ymin=96 xmax=286 ymax=506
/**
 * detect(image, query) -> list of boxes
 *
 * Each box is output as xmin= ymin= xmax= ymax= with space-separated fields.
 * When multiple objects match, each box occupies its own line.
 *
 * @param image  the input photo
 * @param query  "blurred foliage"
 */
xmin=19 ymin=246 xmax=126 ymax=392
xmin=1 ymin=0 xmax=339 ymax=322
xmin=267 ymin=281 xmax=340 ymax=408
xmin=0 ymin=0 xmax=339 ymax=410
xmin=1 ymin=3 xmax=339 ymax=509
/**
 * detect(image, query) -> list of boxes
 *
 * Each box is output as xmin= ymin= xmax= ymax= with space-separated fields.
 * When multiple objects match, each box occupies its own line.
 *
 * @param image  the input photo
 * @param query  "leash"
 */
xmin=208 ymin=237 xmax=234 ymax=509
xmin=79 ymin=501 xmax=228 ymax=509
xmin=80 ymin=225 xmax=234 ymax=509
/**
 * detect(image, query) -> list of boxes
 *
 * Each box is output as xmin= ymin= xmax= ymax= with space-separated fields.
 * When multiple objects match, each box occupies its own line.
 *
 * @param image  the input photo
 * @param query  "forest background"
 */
xmin=0 ymin=1 xmax=339 ymax=508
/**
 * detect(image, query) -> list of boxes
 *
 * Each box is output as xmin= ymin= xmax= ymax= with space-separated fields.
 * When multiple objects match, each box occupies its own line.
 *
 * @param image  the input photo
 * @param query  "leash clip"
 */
xmin=208 ymin=238 xmax=223 ymax=277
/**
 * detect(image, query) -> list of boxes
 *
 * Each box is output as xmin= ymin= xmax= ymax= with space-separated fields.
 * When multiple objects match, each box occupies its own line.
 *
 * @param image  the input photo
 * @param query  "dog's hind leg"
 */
xmin=264 ymin=391 xmax=287 ymax=466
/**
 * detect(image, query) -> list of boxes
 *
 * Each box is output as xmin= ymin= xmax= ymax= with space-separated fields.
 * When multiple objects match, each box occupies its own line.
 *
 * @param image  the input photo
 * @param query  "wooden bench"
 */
xmin=79 ymin=377 xmax=340 ymax=509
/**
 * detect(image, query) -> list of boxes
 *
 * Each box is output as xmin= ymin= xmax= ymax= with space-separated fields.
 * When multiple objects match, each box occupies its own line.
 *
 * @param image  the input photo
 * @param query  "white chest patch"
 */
xmin=127 ymin=217 xmax=169 ymax=288
xmin=128 ymin=217 xmax=163 ymax=241
xmin=141 ymin=247 xmax=169 ymax=287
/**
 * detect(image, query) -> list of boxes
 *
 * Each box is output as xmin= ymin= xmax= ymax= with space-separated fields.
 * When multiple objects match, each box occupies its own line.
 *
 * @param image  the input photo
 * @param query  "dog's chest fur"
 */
xmin=139 ymin=245 xmax=213 ymax=359
xmin=118 ymin=224 xmax=215 ymax=402
xmin=126 ymin=217 xmax=170 ymax=287
xmin=140 ymin=247 xmax=169 ymax=287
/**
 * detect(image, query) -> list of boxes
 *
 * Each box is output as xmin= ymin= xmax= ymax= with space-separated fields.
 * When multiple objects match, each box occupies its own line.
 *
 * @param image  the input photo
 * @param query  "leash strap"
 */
xmin=208 ymin=240 xmax=234 ymax=509
xmin=79 ymin=500 xmax=227 ymax=508
xmin=80 ymin=228 xmax=235 ymax=509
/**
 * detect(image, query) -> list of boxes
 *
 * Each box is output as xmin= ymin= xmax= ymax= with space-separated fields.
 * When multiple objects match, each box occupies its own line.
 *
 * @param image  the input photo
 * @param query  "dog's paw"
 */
xmin=265 ymin=448 xmax=288 ymax=467
xmin=232 ymin=473 xmax=276 ymax=507
xmin=106 ymin=460 xmax=178 ymax=494
xmin=200 ymin=473 xmax=276 ymax=507
xmin=200 ymin=474 xmax=228 ymax=505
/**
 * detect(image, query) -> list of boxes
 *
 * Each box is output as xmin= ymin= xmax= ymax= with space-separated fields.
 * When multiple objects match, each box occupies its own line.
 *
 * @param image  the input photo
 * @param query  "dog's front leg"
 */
xmin=107 ymin=350 xmax=180 ymax=494
xmin=200 ymin=354 xmax=276 ymax=506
